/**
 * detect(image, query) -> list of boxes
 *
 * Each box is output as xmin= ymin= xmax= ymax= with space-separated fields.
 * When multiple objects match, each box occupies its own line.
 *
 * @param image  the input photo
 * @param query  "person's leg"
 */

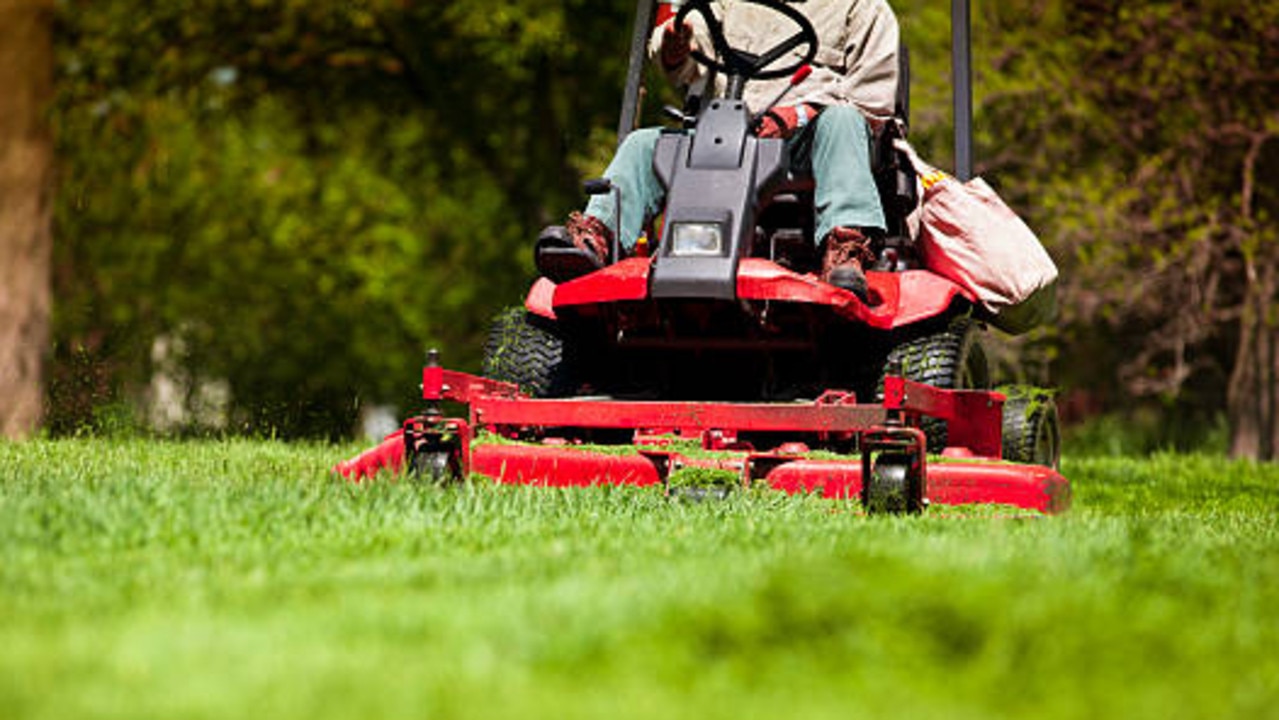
xmin=786 ymin=105 xmax=882 ymax=301
xmin=807 ymin=105 xmax=885 ymax=243
xmin=583 ymin=127 xmax=667 ymax=251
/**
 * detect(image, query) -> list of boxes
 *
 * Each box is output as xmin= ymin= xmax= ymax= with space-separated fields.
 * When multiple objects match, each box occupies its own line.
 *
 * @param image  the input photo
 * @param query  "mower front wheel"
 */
xmin=862 ymin=453 xmax=924 ymax=515
xmin=408 ymin=448 xmax=462 ymax=486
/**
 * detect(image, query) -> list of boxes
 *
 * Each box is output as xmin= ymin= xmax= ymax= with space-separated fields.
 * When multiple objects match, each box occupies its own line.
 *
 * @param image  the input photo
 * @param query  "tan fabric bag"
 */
xmin=896 ymin=139 xmax=1058 ymax=335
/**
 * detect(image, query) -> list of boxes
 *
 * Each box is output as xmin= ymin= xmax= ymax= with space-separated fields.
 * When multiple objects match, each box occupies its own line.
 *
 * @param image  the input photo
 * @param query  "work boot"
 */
xmin=564 ymin=211 xmax=612 ymax=266
xmin=821 ymin=226 xmax=875 ymax=302
xmin=535 ymin=212 xmax=613 ymax=283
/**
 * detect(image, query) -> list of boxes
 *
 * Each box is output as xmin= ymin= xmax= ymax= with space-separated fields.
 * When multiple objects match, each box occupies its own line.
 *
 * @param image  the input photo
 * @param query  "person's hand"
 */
xmin=659 ymin=18 xmax=695 ymax=69
xmin=755 ymin=103 xmax=818 ymax=139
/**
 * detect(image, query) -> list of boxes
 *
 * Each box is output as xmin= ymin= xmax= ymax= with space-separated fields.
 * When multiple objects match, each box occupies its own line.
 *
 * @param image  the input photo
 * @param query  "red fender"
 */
xmin=538 ymin=257 xmax=974 ymax=330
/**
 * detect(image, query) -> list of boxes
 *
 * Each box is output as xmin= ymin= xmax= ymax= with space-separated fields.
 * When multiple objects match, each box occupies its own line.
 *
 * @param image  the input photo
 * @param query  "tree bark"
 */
xmin=1227 ymin=264 xmax=1278 ymax=461
xmin=1225 ymin=129 xmax=1278 ymax=461
xmin=0 ymin=0 xmax=54 ymax=439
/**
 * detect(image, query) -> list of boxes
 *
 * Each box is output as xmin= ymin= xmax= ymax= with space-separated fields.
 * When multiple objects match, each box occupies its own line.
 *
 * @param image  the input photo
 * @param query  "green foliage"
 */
xmin=899 ymin=0 xmax=1278 ymax=452
xmin=47 ymin=0 xmax=1278 ymax=447
xmin=1065 ymin=408 xmax=1229 ymax=457
xmin=2 ymin=440 xmax=1279 ymax=718
xmin=666 ymin=465 xmax=740 ymax=488
xmin=51 ymin=0 xmax=634 ymax=437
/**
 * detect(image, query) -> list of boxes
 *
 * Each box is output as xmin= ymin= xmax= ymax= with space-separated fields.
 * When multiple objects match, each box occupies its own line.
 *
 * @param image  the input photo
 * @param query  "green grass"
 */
xmin=2 ymin=440 xmax=1278 ymax=720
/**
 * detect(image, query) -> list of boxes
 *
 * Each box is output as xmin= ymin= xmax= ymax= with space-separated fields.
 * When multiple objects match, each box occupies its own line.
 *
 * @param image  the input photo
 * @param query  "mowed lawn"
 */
xmin=1 ymin=440 xmax=1277 ymax=720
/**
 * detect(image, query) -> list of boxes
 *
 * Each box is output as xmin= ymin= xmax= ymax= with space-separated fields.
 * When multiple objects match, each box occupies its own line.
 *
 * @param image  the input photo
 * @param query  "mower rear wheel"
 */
xmin=881 ymin=316 xmax=990 ymax=452
xmin=1001 ymin=386 xmax=1061 ymax=469
xmin=482 ymin=307 xmax=579 ymax=398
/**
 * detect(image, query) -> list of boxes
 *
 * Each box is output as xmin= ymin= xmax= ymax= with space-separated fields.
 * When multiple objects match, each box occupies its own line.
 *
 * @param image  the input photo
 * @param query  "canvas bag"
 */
xmin=895 ymin=139 xmax=1058 ymax=335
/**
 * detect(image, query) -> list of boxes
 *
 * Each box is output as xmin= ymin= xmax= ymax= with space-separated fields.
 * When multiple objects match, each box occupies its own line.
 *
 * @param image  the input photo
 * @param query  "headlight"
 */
xmin=671 ymin=222 xmax=724 ymax=257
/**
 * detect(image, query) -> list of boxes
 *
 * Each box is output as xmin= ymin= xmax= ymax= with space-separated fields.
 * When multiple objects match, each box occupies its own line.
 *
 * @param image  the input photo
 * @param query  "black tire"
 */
xmin=409 ymin=449 xmax=461 ymax=486
xmin=862 ymin=453 xmax=923 ymax=515
xmin=481 ymin=307 xmax=578 ymax=398
xmin=881 ymin=316 xmax=990 ymax=452
xmin=1001 ymin=386 xmax=1061 ymax=469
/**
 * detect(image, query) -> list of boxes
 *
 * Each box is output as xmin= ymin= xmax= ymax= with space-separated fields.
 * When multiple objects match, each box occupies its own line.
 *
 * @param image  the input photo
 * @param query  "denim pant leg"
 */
xmin=807 ymin=105 xmax=886 ymax=242
xmin=585 ymin=127 xmax=667 ymax=251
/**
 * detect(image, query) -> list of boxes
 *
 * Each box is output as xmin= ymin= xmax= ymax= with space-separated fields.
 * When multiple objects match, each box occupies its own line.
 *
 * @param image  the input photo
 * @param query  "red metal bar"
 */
xmin=425 ymin=370 xmax=1004 ymax=457
xmin=883 ymin=377 xmax=1004 ymax=458
xmin=424 ymin=368 xmax=521 ymax=404
xmin=469 ymin=396 xmax=888 ymax=434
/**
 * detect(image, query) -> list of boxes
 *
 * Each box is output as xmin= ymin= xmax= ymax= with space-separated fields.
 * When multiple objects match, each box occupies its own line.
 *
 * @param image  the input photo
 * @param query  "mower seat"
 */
xmin=872 ymin=45 xmax=918 ymax=242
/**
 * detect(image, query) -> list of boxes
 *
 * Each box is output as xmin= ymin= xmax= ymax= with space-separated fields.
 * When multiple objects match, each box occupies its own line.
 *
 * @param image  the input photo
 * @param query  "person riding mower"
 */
xmin=542 ymin=0 xmax=901 ymax=302
xmin=334 ymin=0 xmax=1068 ymax=516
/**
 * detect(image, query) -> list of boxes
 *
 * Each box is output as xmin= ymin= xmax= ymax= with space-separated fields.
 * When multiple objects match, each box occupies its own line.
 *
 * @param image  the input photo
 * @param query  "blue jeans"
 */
xmin=585 ymin=105 xmax=885 ymax=250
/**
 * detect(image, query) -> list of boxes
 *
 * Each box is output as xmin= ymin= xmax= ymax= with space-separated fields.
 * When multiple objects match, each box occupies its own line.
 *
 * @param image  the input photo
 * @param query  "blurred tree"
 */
xmin=51 ymin=0 xmax=633 ymax=437
xmin=45 ymin=0 xmax=1277 ymax=454
xmin=959 ymin=0 xmax=1279 ymax=458
xmin=0 ymin=0 xmax=54 ymax=440
xmin=895 ymin=0 xmax=1278 ymax=457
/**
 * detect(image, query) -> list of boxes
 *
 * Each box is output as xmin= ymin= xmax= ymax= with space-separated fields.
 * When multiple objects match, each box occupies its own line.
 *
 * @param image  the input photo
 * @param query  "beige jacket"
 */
xmin=649 ymin=0 xmax=900 ymax=126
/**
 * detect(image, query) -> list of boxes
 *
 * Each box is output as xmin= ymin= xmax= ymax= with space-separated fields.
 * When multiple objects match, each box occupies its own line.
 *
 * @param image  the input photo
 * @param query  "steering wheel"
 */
xmin=675 ymin=0 xmax=819 ymax=81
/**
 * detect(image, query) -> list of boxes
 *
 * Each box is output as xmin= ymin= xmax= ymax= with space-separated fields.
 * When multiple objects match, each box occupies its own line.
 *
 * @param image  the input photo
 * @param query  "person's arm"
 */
xmin=756 ymin=0 xmax=900 ymax=136
xmin=647 ymin=3 xmax=717 ymax=88
xmin=833 ymin=0 xmax=900 ymax=124
xmin=755 ymin=103 xmax=819 ymax=139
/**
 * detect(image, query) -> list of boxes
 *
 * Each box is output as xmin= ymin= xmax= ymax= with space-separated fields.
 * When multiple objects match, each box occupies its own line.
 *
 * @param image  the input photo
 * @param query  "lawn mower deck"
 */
xmin=334 ymin=351 xmax=1070 ymax=515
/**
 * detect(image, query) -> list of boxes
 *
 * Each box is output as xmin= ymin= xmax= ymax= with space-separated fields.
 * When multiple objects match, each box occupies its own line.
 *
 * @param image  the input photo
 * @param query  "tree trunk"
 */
xmin=0 ymin=0 xmax=54 ymax=439
xmin=1227 ymin=260 xmax=1279 ymax=461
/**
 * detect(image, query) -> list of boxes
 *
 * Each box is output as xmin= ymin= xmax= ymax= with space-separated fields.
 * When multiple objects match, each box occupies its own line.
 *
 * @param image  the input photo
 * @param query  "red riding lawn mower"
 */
xmin=336 ymin=0 xmax=1069 ymax=515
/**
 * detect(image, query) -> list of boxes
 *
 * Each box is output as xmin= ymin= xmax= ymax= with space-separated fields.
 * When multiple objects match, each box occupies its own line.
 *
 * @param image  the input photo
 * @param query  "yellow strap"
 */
xmin=920 ymin=170 xmax=949 ymax=190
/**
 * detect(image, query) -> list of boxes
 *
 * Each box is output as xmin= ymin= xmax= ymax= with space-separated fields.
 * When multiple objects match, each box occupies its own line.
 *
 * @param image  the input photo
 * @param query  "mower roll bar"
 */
xmin=951 ymin=0 xmax=973 ymax=180
xmin=617 ymin=0 xmax=658 ymax=142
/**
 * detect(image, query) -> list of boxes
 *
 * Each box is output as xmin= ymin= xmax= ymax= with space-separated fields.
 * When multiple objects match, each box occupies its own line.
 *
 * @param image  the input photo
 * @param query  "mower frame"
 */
xmin=337 ymin=351 xmax=1070 ymax=515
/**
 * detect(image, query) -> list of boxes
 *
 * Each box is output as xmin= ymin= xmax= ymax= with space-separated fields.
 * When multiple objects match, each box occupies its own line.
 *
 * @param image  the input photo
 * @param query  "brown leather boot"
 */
xmin=565 ymin=211 xmax=612 ymax=265
xmin=821 ymin=226 xmax=875 ymax=302
xmin=535 ymin=212 xmax=615 ymax=283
